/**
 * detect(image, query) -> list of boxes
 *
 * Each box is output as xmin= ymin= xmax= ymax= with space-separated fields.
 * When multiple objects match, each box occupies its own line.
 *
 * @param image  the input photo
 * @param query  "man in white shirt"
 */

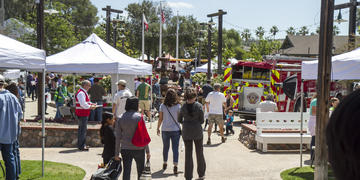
xmin=112 ymin=80 xmax=132 ymax=119
xmin=205 ymin=83 xmax=227 ymax=145
xmin=75 ymin=80 xmax=96 ymax=151
xmin=258 ymin=95 xmax=278 ymax=112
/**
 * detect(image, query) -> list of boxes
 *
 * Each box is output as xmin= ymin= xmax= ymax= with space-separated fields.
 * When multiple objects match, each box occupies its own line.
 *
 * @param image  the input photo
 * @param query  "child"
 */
xmin=100 ymin=112 xmax=115 ymax=165
xmin=225 ymin=110 xmax=234 ymax=135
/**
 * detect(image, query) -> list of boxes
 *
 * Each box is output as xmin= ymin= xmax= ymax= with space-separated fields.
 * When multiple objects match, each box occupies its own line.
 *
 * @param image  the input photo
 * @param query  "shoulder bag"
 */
xmin=165 ymin=105 xmax=182 ymax=135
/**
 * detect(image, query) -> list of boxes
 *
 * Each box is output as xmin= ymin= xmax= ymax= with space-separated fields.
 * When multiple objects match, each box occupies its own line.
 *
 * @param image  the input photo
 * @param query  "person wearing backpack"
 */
xmin=114 ymin=96 xmax=150 ymax=180
xmin=156 ymin=89 xmax=181 ymax=174
xmin=54 ymin=80 xmax=70 ymax=120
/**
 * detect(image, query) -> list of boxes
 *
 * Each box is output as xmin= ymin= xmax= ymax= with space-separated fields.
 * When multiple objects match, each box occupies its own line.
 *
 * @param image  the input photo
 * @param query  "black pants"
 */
xmin=310 ymin=136 xmax=315 ymax=160
xmin=121 ymin=149 xmax=145 ymax=180
xmin=226 ymin=125 xmax=234 ymax=134
xmin=184 ymin=138 xmax=206 ymax=180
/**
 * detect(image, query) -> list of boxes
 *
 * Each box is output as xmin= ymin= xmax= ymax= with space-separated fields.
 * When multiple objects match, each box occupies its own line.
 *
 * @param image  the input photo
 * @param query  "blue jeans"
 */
xmin=13 ymin=141 xmax=21 ymax=178
xmin=0 ymin=143 xmax=16 ymax=180
xmin=55 ymin=102 xmax=64 ymax=119
xmin=77 ymin=116 xmax=88 ymax=149
xmin=89 ymin=101 xmax=103 ymax=122
xmin=162 ymin=131 xmax=181 ymax=164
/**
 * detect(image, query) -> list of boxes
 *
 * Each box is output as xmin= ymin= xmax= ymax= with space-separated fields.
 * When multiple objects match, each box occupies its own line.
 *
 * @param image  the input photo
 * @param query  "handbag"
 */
xmin=132 ymin=114 xmax=151 ymax=147
xmin=165 ymin=105 xmax=182 ymax=135
xmin=91 ymin=158 xmax=122 ymax=180
xmin=139 ymin=159 xmax=152 ymax=180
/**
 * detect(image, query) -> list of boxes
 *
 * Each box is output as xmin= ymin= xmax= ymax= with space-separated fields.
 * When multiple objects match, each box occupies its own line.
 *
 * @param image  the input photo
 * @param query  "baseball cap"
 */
xmin=116 ymin=80 xmax=127 ymax=86
xmin=0 ymin=75 xmax=5 ymax=84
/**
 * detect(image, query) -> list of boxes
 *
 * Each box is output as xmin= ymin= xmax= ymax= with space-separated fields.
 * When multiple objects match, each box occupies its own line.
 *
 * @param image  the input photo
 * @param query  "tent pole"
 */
xmin=41 ymin=68 xmax=46 ymax=176
xmin=73 ymin=73 xmax=76 ymax=105
xmin=300 ymin=79 xmax=304 ymax=167
xmin=150 ymin=76 xmax=152 ymax=129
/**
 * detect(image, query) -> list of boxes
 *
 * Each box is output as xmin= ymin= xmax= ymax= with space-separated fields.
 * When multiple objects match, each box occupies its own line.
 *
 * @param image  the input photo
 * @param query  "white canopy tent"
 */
xmin=46 ymin=33 xmax=152 ymax=94
xmin=0 ymin=34 xmax=46 ymax=70
xmin=46 ymin=33 xmax=152 ymax=75
xmin=302 ymin=47 xmax=360 ymax=80
xmin=0 ymin=33 xmax=47 ymax=175
xmin=194 ymin=62 xmax=218 ymax=73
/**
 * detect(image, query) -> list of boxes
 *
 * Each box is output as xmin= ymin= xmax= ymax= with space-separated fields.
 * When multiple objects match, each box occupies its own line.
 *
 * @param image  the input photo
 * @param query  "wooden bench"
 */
xmin=255 ymin=111 xmax=311 ymax=152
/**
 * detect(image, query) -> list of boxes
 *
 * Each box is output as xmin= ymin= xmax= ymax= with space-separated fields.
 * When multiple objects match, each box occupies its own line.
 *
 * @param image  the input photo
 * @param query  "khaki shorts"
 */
xmin=139 ymin=100 xmax=151 ymax=111
xmin=208 ymin=114 xmax=224 ymax=126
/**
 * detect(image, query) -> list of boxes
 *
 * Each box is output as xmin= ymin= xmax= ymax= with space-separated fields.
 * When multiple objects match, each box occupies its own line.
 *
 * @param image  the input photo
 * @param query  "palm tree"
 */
xmin=270 ymin=25 xmax=279 ymax=39
xmin=333 ymin=25 xmax=340 ymax=36
xmin=298 ymin=26 xmax=309 ymax=36
xmin=286 ymin=27 xmax=296 ymax=35
xmin=241 ymin=29 xmax=251 ymax=44
xmin=255 ymin=26 xmax=265 ymax=39
xmin=316 ymin=25 xmax=340 ymax=36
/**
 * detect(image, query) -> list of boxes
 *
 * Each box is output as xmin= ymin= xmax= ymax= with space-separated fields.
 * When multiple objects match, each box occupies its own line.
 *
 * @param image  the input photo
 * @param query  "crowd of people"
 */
xmin=5 ymin=68 xmax=359 ymax=180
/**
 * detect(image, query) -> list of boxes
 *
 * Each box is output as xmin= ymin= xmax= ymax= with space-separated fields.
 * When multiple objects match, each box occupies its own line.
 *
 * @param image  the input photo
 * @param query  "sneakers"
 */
xmin=221 ymin=137 xmax=227 ymax=143
xmin=173 ymin=166 xmax=178 ymax=174
xmin=162 ymin=163 xmax=167 ymax=170
xmin=206 ymin=139 xmax=211 ymax=145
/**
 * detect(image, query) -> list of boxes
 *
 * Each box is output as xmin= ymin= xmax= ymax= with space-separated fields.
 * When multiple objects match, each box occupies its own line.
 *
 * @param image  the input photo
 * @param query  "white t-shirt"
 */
xmin=113 ymin=89 xmax=132 ymax=118
xmin=258 ymin=101 xmax=277 ymax=112
xmin=205 ymin=91 xmax=226 ymax=115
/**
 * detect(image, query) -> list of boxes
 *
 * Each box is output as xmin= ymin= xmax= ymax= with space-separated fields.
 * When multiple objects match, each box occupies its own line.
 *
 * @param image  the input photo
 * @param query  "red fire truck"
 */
xmin=224 ymin=55 xmax=345 ymax=119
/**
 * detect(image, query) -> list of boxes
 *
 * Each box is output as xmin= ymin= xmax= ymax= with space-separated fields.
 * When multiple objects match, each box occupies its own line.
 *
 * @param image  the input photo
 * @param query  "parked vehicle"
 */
xmin=224 ymin=55 xmax=346 ymax=119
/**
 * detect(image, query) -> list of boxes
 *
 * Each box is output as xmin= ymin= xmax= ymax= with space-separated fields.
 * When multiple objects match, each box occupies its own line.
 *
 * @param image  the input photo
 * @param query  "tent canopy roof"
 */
xmin=46 ymin=33 xmax=152 ymax=75
xmin=0 ymin=34 xmax=45 ymax=70
xmin=302 ymin=47 xmax=360 ymax=80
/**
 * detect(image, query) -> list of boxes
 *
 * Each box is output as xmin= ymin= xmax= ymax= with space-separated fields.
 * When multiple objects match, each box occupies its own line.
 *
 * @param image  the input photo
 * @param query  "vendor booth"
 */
xmin=46 ymin=33 xmax=152 ymax=95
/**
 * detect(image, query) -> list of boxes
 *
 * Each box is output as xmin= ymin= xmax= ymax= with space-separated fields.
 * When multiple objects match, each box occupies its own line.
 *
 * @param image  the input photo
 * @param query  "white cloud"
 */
xmin=166 ymin=2 xmax=194 ymax=9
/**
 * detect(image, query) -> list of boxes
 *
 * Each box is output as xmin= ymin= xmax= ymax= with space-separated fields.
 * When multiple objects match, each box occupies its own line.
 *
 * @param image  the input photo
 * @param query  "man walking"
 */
xmin=75 ymin=80 xmax=96 ymax=151
xmin=54 ymin=80 xmax=70 ymax=120
xmin=205 ymin=83 xmax=227 ymax=145
xmin=88 ymin=78 xmax=107 ymax=122
xmin=0 ymin=75 xmax=23 ymax=180
xmin=136 ymin=77 xmax=151 ymax=120
xmin=112 ymin=80 xmax=132 ymax=119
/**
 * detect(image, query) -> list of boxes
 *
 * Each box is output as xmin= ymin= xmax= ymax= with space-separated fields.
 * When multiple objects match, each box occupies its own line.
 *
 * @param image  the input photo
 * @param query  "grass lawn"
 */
xmin=281 ymin=166 xmax=335 ymax=180
xmin=0 ymin=160 xmax=85 ymax=180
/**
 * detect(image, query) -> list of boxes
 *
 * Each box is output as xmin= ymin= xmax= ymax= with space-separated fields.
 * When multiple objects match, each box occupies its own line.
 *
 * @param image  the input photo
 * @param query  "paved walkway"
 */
xmin=21 ymin=98 xmax=310 ymax=179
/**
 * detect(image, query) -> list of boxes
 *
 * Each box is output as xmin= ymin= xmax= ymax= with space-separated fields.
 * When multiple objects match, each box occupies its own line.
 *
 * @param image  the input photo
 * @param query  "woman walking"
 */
xmin=178 ymin=88 xmax=206 ymax=180
xmin=157 ymin=89 xmax=182 ymax=174
xmin=114 ymin=96 xmax=150 ymax=180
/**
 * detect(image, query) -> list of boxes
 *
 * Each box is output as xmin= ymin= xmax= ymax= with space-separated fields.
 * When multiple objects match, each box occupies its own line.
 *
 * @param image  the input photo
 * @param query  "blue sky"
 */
xmin=91 ymin=0 xmax=352 ymax=39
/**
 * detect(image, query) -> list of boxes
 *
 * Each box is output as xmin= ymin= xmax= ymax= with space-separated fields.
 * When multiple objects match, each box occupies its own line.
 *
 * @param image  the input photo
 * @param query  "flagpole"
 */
xmin=142 ymin=13 xmax=145 ymax=62
xmin=176 ymin=11 xmax=179 ymax=59
xmin=176 ymin=11 xmax=179 ymax=69
xmin=159 ymin=1 xmax=162 ymax=57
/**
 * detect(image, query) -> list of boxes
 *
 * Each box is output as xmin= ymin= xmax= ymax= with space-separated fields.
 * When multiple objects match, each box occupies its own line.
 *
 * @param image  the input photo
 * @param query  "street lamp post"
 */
xmin=102 ymin=6 xmax=123 ymax=44
xmin=35 ymin=0 xmax=58 ymax=176
xmin=207 ymin=9 xmax=227 ymax=75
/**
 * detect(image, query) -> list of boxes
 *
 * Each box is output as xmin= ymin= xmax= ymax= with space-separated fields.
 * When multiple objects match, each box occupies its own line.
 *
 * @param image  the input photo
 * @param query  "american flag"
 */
xmin=161 ymin=10 xmax=165 ymax=23
xmin=143 ymin=14 xmax=149 ymax=31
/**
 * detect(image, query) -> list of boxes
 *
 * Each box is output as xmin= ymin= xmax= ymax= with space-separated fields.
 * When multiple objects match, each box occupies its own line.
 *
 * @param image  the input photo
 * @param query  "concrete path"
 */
xmin=20 ymin=122 xmax=310 ymax=180
xmin=20 ymin=98 xmax=310 ymax=179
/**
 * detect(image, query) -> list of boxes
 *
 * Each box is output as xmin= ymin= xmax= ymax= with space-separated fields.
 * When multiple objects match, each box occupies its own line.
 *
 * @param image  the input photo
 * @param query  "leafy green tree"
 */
xmin=255 ymin=26 xmax=265 ymax=39
xmin=270 ymin=25 xmax=279 ymax=39
xmin=286 ymin=27 xmax=296 ymax=35
xmin=4 ymin=0 xmax=98 ymax=41
xmin=125 ymin=0 xmax=173 ymax=59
